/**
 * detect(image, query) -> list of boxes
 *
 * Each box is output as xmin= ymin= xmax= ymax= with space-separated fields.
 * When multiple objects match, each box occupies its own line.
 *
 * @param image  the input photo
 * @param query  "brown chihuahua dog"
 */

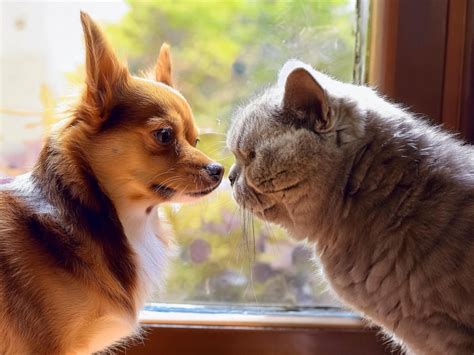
xmin=0 ymin=12 xmax=223 ymax=354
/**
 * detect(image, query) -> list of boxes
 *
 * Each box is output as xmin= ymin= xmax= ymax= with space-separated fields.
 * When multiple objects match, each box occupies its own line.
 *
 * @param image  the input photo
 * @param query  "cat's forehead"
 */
xmin=228 ymin=90 xmax=281 ymax=151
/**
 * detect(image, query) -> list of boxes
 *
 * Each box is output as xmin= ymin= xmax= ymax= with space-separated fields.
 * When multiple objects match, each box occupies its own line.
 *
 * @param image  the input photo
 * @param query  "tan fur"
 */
xmin=0 ymin=12 xmax=223 ymax=354
xmin=155 ymin=43 xmax=173 ymax=87
xmin=228 ymin=60 xmax=474 ymax=354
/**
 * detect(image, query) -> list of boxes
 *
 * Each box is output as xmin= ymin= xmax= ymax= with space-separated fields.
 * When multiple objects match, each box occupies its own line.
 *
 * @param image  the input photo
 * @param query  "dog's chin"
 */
xmin=151 ymin=183 xmax=176 ymax=199
xmin=152 ymin=182 xmax=221 ymax=204
xmin=186 ymin=183 xmax=220 ymax=197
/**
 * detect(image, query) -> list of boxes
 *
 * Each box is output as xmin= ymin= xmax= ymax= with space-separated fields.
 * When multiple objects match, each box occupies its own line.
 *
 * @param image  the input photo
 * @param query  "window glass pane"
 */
xmin=1 ymin=0 xmax=355 ymax=308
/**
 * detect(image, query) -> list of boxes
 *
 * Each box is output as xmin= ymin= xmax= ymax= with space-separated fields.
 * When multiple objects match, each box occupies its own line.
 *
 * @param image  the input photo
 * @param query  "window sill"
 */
xmin=139 ymin=303 xmax=363 ymax=329
xmin=119 ymin=304 xmax=393 ymax=355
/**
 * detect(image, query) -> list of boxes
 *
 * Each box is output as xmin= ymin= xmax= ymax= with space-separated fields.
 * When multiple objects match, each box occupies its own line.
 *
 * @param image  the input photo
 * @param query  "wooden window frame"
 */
xmin=119 ymin=325 xmax=389 ymax=355
xmin=117 ymin=305 xmax=391 ymax=355
xmin=368 ymin=0 xmax=474 ymax=143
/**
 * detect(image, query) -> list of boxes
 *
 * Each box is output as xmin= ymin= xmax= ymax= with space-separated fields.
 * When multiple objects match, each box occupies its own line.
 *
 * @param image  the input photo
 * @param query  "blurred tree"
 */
xmin=108 ymin=0 xmax=354 ymax=131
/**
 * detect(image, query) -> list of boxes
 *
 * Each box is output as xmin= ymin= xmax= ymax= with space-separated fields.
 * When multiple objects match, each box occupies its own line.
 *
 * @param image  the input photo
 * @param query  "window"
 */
xmin=4 ymin=2 xmax=473 ymax=354
xmin=1 ymin=0 xmax=356 ymax=308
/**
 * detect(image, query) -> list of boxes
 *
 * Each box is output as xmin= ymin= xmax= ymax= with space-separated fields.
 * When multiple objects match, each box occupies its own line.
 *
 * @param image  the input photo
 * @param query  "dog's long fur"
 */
xmin=0 ymin=12 xmax=222 ymax=354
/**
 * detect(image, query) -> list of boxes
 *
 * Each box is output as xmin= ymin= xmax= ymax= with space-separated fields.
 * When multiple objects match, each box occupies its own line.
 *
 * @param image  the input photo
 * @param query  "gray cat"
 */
xmin=227 ymin=60 xmax=474 ymax=355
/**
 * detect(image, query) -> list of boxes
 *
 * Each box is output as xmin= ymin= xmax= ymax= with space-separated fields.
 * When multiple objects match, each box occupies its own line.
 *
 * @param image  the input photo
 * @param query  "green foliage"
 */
xmin=108 ymin=0 xmax=355 ymax=132
xmin=108 ymin=0 xmax=354 ymax=306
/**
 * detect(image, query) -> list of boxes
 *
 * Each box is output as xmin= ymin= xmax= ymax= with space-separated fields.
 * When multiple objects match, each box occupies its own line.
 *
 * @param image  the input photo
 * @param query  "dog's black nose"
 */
xmin=206 ymin=163 xmax=224 ymax=181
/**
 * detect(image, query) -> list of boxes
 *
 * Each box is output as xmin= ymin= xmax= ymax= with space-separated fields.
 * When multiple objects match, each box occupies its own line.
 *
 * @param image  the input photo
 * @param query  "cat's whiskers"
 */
xmin=238 ymin=202 xmax=258 ymax=304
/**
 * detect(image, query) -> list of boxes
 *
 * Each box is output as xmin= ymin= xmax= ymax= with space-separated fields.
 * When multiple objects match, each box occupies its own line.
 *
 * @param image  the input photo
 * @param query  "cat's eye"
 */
xmin=248 ymin=150 xmax=256 ymax=161
xmin=154 ymin=127 xmax=174 ymax=145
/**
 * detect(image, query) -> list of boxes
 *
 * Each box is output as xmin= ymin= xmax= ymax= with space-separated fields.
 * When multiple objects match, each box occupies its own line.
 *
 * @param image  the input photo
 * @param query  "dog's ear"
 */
xmin=282 ymin=65 xmax=332 ymax=132
xmin=155 ymin=43 xmax=173 ymax=86
xmin=80 ymin=11 xmax=128 ymax=117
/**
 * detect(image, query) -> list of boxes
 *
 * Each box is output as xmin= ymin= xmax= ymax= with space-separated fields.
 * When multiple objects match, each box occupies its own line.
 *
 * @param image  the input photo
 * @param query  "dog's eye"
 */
xmin=194 ymin=138 xmax=200 ymax=147
xmin=154 ymin=128 xmax=174 ymax=145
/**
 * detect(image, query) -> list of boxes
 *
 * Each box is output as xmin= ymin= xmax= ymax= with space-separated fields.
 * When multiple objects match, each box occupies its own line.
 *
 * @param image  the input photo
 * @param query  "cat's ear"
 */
xmin=155 ymin=43 xmax=173 ymax=86
xmin=280 ymin=62 xmax=331 ymax=132
xmin=80 ymin=11 xmax=128 ymax=117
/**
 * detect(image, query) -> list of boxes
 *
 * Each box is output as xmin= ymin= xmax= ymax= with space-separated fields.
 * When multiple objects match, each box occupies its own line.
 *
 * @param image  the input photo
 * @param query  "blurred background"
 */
xmin=0 ymin=0 xmax=356 ymax=307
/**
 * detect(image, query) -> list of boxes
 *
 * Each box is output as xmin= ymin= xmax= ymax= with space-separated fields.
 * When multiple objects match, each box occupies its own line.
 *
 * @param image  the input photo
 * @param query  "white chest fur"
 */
xmin=118 ymin=204 xmax=172 ymax=307
xmin=77 ymin=205 xmax=172 ymax=354
xmin=84 ymin=204 xmax=172 ymax=353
